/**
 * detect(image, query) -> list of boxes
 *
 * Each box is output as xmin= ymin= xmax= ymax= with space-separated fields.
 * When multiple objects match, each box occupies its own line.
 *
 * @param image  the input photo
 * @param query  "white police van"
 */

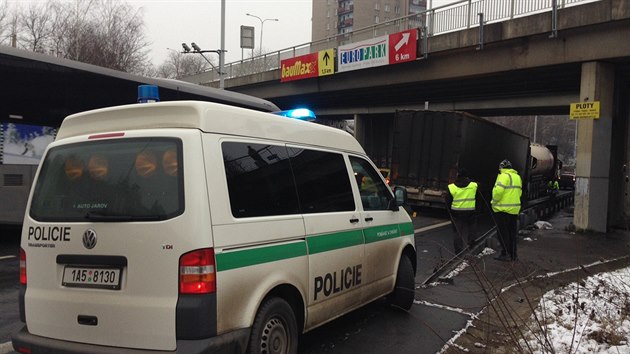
xmin=13 ymin=95 xmax=416 ymax=353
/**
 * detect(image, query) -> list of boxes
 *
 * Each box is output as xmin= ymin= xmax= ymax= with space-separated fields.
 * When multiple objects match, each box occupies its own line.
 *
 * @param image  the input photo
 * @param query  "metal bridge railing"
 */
xmin=188 ymin=0 xmax=599 ymax=84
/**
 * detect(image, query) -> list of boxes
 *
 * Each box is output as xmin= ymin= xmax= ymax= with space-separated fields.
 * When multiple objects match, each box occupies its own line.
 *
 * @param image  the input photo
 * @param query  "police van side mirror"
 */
xmin=390 ymin=186 xmax=407 ymax=211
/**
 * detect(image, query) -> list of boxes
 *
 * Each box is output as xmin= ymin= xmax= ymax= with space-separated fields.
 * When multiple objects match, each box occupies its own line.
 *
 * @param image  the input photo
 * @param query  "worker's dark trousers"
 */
xmin=451 ymin=211 xmax=475 ymax=254
xmin=494 ymin=212 xmax=518 ymax=259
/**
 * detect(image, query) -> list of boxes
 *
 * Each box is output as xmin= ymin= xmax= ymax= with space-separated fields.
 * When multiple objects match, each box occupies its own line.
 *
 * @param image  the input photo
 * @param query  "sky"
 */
xmin=128 ymin=0 xmax=314 ymax=66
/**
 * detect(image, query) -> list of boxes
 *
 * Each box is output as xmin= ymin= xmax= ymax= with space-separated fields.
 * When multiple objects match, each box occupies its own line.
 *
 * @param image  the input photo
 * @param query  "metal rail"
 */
xmin=189 ymin=0 xmax=599 ymax=84
xmin=422 ymin=226 xmax=497 ymax=286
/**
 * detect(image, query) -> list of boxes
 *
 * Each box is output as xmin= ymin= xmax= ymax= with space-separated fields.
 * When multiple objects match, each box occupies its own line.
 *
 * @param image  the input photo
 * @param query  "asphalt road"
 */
xmin=0 ymin=226 xmax=21 ymax=349
xmin=0 ymin=212 xmax=480 ymax=354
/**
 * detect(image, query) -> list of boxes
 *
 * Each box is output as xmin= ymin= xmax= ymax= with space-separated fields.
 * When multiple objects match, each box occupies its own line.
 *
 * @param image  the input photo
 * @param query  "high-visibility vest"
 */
xmin=491 ymin=168 xmax=522 ymax=215
xmin=448 ymin=182 xmax=477 ymax=211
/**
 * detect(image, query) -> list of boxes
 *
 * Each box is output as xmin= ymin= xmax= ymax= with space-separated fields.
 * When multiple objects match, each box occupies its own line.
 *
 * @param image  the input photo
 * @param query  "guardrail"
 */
xmin=185 ymin=0 xmax=599 ymax=85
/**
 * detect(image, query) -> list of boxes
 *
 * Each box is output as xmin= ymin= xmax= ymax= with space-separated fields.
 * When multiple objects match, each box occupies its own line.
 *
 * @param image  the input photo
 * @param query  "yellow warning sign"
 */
xmin=318 ymin=49 xmax=334 ymax=77
xmin=570 ymin=101 xmax=600 ymax=119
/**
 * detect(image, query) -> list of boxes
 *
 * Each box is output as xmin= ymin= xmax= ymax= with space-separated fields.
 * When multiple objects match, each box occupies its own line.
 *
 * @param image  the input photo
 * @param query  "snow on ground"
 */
xmin=522 ymin=266 xmax=630 ymax=353
xmin=434 ymin=251 xmax=630 ymax=353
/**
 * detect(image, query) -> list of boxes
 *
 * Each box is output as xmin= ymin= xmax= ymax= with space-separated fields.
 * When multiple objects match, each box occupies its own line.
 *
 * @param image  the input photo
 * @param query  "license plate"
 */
xmin=62 ymin=266 xmax=122 ymax=290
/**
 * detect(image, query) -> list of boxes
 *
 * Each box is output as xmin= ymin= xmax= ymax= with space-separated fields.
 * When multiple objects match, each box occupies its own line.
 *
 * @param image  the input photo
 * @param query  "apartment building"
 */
xmin=312 ymin=0 xmax=427 ymax=42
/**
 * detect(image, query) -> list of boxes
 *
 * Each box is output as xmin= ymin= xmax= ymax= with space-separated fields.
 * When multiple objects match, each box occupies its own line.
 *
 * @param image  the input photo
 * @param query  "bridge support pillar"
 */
xmin=574 ymin=62 xmax=615 ymax=232
xmin=354 ymin=114 xmax=366 ymax=147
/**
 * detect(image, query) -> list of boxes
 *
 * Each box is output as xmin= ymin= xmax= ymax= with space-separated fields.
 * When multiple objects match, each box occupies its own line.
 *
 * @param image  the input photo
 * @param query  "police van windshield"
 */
xmin=30 ymin=138 xmax=184 ymax=222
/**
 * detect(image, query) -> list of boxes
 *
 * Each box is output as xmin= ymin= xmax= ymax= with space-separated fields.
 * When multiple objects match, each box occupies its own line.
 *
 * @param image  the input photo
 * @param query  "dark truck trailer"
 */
xmin=390 ymin=110 xmax=531 ymax=208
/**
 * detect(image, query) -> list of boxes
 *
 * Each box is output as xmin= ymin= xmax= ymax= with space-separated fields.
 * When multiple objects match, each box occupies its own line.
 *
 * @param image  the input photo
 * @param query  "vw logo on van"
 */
xmin=82 ymin=229 xmax=97 ymax=249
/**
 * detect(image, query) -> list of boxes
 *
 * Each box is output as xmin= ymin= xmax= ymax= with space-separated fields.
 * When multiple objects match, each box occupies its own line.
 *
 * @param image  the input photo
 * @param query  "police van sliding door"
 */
xmin=348 ymin=155 xmax=403 ymax=297
xmin=212 ymin=140 xmax=309 ymax=334
xmin=286 ymin=146 xmax=365 ymax=329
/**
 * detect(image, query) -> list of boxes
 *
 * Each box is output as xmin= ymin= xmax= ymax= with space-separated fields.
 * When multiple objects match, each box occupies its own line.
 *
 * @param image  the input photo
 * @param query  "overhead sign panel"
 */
xmin=318 ymin=49 xmax=334 ymax=76
xmin=281 ymin=29 xmax=417 ymax=80
xmin=280 ymin=52 xmax=319 ymax=82
xmin=338 ymin=29 xmax=418 ymax=73
xmin=280 ymin=49 xmax=335 ymax=82
xmin=338 ymin=36 xmax=389 ymax=73
xmin=240 ymin=26 xmax=255 ymax=49
xmin=570 ymin=101 xmax=600 ymax=119
xmin=389 ymin=29 xmax=417 ymax=64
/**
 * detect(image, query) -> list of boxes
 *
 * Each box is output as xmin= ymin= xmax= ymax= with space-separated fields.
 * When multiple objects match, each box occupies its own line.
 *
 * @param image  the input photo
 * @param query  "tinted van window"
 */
xmin=350 ymin=156 xmax=393 ymax=211
xmin=288 ymin=148 xmax=355 ymax=213
xmin=30 ymin=138 xmax=184 ymax=222
xmin=222 ymin=142 xmax=299 ymax=218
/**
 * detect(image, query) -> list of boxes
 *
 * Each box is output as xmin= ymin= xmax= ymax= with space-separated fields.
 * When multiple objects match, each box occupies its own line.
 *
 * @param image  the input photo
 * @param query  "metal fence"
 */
xmin=187 ymin=0 xmax=599 ymax=84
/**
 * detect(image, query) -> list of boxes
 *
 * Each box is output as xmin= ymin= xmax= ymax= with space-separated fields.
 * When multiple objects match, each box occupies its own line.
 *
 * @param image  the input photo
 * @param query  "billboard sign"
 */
xmin=338 ymin=36 xmax=389 ymax=73
xmin=389 ymin=29 xmax=417 ymax=64
xmin=280 ymin=48 xmax=335 ymax=82
xmin=280 ymin=52 xmax=319 ymax=82
xmin=338 ymin=29 xmax=418 ymax=73
xmin=240 ymin=26 xmax=255 ymax=49
xmin=1 ymin=122 xmax=56 ymax=165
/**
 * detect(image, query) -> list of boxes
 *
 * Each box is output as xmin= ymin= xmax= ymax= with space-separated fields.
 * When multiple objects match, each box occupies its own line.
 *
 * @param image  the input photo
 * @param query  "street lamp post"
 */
xmin=245 ymin=13 xmax=279 ymax=52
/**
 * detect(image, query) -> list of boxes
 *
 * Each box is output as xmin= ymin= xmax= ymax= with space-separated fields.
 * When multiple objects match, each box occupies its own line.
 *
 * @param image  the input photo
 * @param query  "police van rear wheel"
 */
xmin=390 ymin=256 xmax=415 ymax=310
xmin=248 ymin=297 xmax=298 ymax=354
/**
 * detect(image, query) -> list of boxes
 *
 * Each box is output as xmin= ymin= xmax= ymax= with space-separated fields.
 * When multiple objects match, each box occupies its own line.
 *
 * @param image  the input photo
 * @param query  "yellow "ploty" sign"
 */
xmin=570 ymin=101 xmax=600 ymax=119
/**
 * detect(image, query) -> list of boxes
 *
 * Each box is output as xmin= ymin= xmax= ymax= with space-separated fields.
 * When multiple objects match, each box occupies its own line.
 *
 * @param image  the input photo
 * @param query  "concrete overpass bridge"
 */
xmin=183 ymin=0 xmax=630 ymax=234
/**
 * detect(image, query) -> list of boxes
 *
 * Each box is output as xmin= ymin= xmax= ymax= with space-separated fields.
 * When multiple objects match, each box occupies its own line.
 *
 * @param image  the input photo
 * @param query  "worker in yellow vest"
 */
xmin=491 ymin=159 xmax=523 ymax=262
xmin=547 ymin=178 xmax=559 ymax=197
xmin=445 ymin=168 xmax=478 ymax=255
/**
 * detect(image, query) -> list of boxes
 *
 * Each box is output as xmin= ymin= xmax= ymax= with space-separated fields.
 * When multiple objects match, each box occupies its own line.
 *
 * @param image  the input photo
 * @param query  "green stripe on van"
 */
xmin=307 ymin=229 xmax=364 ymax=255
xmin=215 ymin=222 xmax=412 ymax=271
xmin=399 ymin=222 xmax=414 ymax=236
xmin=216 ymin=242 xmax=307 ymax=271
xmin=363 ymin=224 xmax=401 ymax=244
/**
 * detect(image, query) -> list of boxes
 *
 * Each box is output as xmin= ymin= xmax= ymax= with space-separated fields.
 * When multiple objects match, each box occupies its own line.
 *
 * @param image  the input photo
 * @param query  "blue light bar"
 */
xmin=138 ymin=85 xmax=160 ymax=103
xmin=272 ymin=108 xmax=316 ymax=121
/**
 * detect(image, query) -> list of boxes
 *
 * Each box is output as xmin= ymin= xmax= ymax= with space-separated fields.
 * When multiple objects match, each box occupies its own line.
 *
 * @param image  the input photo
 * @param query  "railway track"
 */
xmin=421 ymin=190 xmax=574 ymax=286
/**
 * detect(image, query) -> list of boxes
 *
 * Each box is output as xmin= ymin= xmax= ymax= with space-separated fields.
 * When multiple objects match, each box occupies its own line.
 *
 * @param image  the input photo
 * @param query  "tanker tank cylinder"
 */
xmin=530 ymin=143 xmax=555 ymax=176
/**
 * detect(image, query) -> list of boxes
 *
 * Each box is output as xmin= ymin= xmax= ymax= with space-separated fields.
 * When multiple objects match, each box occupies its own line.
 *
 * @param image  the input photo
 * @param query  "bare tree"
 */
xmin=92 ymin=0 xmax=149 ymax=73
xmin=0 ymin=1 xmax=19 ymax=48
xmin=156 ymin=50 xmax=211 ymax=79
xmin=0 ymin=0 xmax=8 ymax=44
xmin=19 ymin=1 xmax=55 ymax=52
xmin=55 ymin=1 xmax=99 ymax=62
xmin=7 ymin=0 xmax=150 ymax=74
xmin=46 ymin=0 xmax=78 ymax=57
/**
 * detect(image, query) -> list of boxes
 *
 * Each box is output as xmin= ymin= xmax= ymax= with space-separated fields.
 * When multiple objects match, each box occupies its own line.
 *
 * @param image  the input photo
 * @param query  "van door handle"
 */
xmin=349 ymin=218 xmax=359 ymax=224
xmin=78 ymin=315 xmax=98 ymax=326
xmin=365 ymin=217 xmax=374 ymax=222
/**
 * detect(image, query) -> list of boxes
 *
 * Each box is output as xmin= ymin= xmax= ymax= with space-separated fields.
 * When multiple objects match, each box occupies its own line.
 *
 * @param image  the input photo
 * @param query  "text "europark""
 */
xmin=340 ymin=43 xmax=387 ymax=64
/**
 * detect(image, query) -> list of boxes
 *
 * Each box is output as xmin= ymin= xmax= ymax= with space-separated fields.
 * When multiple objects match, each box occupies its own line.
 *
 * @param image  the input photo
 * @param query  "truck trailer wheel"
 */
xmin=247 ymin=297 xmax=298 ymax=354
xmin=389 ymin=256 xmax=415 ymax=310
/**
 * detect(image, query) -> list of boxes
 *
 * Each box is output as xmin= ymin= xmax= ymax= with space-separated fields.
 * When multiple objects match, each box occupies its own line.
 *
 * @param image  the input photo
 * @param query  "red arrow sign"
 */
xmin=388 ymin=29 xmax=417 ymax=64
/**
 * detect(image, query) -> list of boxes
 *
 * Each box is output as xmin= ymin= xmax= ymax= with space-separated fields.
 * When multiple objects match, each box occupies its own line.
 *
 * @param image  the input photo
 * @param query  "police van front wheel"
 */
xmin=389 ymin=256 xmax=415 ymax=310
xmin=247 ymin=297 xmax=298 ymax=354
